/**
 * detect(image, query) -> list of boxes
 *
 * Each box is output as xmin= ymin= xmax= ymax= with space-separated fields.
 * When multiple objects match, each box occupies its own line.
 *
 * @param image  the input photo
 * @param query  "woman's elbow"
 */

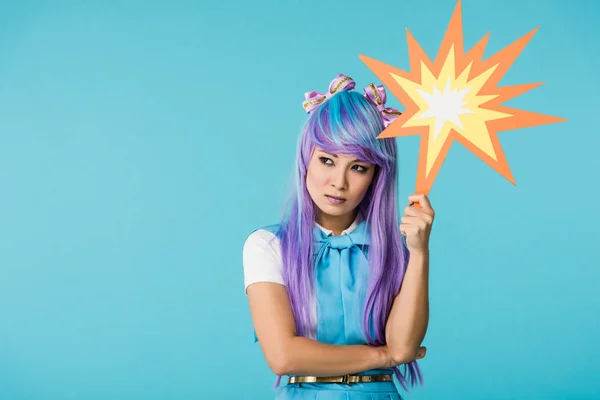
xmin=265 ymin=349 xmax=292 ymax=376
xmin=391 ymin=347 xmax=419 ymax=365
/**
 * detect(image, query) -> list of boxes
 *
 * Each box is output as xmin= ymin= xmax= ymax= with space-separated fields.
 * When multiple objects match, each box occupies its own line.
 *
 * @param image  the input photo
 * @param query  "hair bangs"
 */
xmin=304 ymin=91 xmax=394 ymax=168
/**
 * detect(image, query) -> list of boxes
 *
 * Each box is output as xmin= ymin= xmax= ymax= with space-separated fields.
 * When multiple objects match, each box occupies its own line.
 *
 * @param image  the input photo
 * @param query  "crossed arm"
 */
xmin=247 ymin=282 xmax=391 ymax=376
xmin=246 ymin=251 xmax=429 ymax=377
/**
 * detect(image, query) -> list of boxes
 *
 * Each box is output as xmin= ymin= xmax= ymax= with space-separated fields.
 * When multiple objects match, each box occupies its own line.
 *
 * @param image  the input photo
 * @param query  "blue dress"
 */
xmin=253 ymin=220 xmax=403 ymax=400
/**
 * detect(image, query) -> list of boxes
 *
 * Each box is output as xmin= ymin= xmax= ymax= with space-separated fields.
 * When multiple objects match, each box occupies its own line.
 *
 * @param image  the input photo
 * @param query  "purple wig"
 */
xmin=275 ymin=89 xmax=423 ymax=392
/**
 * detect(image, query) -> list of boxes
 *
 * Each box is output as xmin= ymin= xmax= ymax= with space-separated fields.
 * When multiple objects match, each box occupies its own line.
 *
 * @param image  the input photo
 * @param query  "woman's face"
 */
xmin=306 ymin=147 xmax=375 ymax=223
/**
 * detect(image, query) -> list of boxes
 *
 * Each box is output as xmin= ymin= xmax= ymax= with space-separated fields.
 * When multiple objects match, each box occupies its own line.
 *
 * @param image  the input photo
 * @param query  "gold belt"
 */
xmin=288 ymin=374 xmax=393 ymax=385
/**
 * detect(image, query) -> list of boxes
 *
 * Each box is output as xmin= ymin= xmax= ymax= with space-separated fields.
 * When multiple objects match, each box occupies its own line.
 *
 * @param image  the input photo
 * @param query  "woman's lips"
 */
xmin=325 ymin=195 xmax=346 ymax=205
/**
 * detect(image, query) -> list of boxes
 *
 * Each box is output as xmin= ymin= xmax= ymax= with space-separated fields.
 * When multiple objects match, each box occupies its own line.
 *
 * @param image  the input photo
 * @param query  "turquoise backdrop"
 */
xmin=0 ymin=0 xmax=597 ymax=399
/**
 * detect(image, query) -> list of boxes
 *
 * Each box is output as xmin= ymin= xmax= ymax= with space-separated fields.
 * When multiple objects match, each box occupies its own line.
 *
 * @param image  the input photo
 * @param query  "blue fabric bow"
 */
xmin=252 ymin=220 xmax=372 ymax=344
xmin=312 ymin=220 xmax=371 ymax=345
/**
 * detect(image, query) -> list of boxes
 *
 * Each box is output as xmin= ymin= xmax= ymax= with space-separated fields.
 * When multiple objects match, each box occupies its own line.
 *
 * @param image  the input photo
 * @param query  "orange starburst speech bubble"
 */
xmin=359 ymin=0 xmax=566 ymax=196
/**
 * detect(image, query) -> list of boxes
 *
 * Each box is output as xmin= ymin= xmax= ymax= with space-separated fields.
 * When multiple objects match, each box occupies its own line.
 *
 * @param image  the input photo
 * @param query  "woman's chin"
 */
xmin=317 ymin=203 xmax=352 ymax=217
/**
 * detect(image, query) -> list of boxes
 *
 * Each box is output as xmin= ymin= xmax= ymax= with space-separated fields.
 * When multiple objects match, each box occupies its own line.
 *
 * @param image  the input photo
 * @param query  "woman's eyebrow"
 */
xmin=319 ymin=151 xmax=361 ymax=163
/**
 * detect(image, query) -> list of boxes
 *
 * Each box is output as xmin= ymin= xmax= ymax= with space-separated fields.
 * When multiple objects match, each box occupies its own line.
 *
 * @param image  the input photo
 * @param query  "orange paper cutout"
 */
xmin=359 ymin=0 xmax=566 ymax=196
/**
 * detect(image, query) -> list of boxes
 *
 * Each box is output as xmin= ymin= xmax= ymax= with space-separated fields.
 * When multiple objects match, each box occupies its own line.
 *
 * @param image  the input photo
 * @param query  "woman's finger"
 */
xmin=408 ymin=194 xmax=434 ymax=215
xmin=415 ymin=346 xmax=427 ymax=359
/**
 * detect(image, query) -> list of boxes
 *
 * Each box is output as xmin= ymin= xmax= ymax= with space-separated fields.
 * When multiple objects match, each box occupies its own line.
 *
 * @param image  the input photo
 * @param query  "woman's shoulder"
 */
xmin=245 ymin=223 xmax=280 ymax=240
xmin=243 ymin=223 xmax=282 ymax=256
xmin=254 ymin=223 xmax=281 ymax=236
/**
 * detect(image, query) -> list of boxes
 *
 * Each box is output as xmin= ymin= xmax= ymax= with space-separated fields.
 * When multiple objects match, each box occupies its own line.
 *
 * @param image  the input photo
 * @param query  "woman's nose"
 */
xmin=331 ymin=169 xmax=348 ymax=190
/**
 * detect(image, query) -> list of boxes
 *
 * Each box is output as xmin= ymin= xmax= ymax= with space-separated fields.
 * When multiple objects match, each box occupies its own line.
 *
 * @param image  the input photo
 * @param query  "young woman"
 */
xmin=243 ymin=73 xmax=434 ymax=399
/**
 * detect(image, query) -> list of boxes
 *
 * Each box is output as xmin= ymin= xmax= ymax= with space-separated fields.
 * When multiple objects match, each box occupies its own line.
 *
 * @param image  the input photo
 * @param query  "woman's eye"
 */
xmin=353 ymin=165 xmax=369 ymax=173
xmin=319 ymin=157 xmax=333 ymax=165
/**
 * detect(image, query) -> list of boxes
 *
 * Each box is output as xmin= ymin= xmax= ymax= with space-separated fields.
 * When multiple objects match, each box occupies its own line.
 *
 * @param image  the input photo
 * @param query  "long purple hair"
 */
xmin=275 ymin=89 xmax=423 ymax=392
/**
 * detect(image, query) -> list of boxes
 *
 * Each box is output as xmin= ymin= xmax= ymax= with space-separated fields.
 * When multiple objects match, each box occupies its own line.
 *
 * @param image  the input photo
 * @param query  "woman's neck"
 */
xmin=315 ymin=209 xmax=358 ymax=236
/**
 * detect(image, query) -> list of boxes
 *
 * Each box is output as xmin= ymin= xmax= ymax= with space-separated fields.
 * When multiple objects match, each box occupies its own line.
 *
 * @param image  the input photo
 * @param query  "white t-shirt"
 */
xmin=242 ymin=214 xmax=364 ymax=337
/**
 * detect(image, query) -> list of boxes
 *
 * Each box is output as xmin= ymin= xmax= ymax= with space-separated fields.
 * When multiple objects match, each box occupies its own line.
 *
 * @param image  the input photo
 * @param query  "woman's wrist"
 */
xmin=374 ymin=345 xmax=395 ymax=369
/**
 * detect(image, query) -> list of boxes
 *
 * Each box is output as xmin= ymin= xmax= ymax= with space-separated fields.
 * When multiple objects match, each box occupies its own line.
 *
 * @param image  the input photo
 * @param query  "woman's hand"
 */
xmin=400 ymin=194 xmax=435 ymax=255
xmin=378 ymin=345 xmax=427 ymax=368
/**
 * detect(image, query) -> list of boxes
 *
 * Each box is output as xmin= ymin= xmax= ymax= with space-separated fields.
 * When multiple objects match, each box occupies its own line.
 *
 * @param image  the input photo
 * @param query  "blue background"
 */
xmin=0 ymin=0 xmax=597 ymax=399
